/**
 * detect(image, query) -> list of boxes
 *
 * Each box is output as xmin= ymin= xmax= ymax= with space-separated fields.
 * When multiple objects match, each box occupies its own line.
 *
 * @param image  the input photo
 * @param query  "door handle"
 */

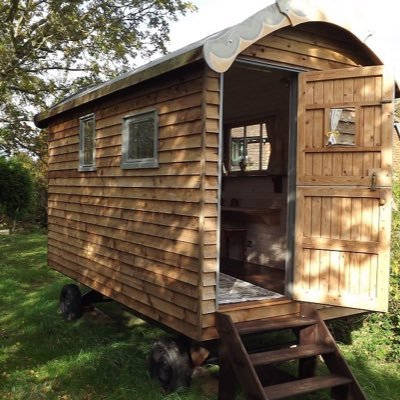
xmin=370 ymin=172 xmax=377 ymax=191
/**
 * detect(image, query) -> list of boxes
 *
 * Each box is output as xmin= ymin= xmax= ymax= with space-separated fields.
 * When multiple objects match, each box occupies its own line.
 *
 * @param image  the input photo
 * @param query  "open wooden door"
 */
xmin=294 ymin=66 xmax=394 ymax=312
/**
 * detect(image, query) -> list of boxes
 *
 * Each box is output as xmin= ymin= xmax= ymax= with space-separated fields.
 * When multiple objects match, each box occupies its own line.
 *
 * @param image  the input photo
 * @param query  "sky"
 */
xmin=167 ymin=0 xmax=400 ymax=82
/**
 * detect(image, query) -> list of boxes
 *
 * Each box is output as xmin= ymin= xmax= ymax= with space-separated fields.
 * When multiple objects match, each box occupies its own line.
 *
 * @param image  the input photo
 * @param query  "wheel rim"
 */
xmin=157 ymin=353 xmax=173 ymax=385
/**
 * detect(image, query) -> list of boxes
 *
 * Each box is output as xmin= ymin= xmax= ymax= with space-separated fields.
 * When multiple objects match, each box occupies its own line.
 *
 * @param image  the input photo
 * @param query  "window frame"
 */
xmin=78 ymin=113 xmax=96 ymax=172
xmin=224 ymin=118 xmax=273 ymax=175
xmin=121 ymin=109 xmax=159 ymax=170
xmin=395 ymin=122 xmax=400 ymax=139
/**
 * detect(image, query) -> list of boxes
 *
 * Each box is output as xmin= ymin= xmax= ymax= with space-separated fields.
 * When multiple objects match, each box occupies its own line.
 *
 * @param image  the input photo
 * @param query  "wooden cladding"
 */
xmin=47 ymin=64 xmax=214 ymax=341
xmin=242 ymin=25 xmax=369 ymax=72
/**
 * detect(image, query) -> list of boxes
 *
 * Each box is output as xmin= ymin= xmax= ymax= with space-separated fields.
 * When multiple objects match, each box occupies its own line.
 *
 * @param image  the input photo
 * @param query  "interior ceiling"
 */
xmin=223 ymin=64 xmax=292 ymax=123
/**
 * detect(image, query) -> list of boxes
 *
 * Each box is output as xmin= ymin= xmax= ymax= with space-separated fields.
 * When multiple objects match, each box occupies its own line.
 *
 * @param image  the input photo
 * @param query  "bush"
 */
xmin=358 ymin=180 xmax=400 ymax=362
xmin=0 ymin=156 xmax=34 ymax=232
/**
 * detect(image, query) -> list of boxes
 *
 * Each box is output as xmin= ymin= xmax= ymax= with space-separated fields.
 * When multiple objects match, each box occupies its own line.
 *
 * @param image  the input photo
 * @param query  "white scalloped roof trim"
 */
xmin=203 ymin=0 xmax=371 ymax=73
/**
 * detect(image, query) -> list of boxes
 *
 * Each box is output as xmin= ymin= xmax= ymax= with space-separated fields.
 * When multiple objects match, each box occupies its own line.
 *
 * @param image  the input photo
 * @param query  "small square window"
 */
xmin=326 ymin=108 xmax=356 ymax=147
xmin=121 ymin=110 xmax=159 ymax=169
xmin=78 ymin=114 xmax=96 ymax=171
xmin=226 ymin=119 xmax=273 ymax=174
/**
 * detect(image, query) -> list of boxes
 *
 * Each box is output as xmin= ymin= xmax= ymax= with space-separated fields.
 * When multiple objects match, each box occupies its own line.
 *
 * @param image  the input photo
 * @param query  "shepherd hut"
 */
xmin=35 ymin=1 xmax=398 ymax=397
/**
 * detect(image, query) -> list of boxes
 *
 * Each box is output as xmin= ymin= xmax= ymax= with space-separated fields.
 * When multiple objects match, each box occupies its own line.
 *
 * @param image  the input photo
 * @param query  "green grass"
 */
xmin=0 ymin=231 xmax=214 ymax=400
xmin=1 ymin=230 xmax=400 ymax=400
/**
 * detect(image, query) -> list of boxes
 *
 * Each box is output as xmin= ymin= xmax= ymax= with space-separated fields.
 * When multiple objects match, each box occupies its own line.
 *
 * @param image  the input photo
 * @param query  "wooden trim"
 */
xmin=305 ymin=100 xmax=384 ymax=110
xmin=300 ymin=65 xmax=387 ymax=82
xmin=302 ymin=237 xmax=379 ymax=253
xmin=303 ymin=146 xmax=381 ymax=153
xmin=297 ymin=187 xmax=389 ymax=198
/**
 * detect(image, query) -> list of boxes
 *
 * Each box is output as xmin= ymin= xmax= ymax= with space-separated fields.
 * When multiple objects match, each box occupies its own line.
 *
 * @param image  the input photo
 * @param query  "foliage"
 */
xmin=8 ymin=152 xmax=48 ymax=227
xmin=338 ymin=181 xmax=400 ymax=364
xmin=0 ymin=155 xmax=33 ymax=231
xmin=0 ymin=0 xmax=196 ymax=160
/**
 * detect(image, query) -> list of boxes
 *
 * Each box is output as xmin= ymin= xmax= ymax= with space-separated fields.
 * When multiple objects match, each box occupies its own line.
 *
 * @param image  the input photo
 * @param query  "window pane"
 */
xmin=228 ymin=121 xmax=272 ymax=173
xmin=122 ymin=111 xmax=158 ymax=169
xmin=246 ymin=124 xmax=261 ymax=171
xmin=79 ymin=116 xmax=95 ymax=170
xmin=128 ymin=118 xmax=154 ymax=160
xmin=262 ymin=122 xmax=271 ymax=170
xmin=230 ymin=127 xmax=245 ymax=171
xmin=83 ymin=118 xmax=94 ymax=165
xmin=326 ymin=108 xmax=356 ymax=146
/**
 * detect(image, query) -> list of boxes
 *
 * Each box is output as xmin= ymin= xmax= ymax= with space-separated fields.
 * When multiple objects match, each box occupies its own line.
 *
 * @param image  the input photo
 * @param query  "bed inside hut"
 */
xmin=218 ymin=61 xmax=295 ymax=305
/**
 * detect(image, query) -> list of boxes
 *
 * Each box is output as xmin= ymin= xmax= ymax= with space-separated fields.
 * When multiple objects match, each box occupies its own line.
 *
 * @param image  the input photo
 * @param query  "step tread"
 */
xmin=235 ymin=316 xmax=317 ymax=335
xmin=264 ymin=374 xmax=353 ymax=400
xmin=249 ymin=343 xmax=335 ymax=366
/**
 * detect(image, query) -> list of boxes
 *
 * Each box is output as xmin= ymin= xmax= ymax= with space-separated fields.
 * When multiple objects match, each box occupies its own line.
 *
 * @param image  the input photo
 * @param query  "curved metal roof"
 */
xmin=34 ymin=0 xmax=391 ymax=128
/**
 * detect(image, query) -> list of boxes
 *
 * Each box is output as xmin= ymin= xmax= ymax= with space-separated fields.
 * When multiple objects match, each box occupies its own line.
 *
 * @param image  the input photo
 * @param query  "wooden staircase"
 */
xmin=216 ymin=304 xmax=367 ymax=400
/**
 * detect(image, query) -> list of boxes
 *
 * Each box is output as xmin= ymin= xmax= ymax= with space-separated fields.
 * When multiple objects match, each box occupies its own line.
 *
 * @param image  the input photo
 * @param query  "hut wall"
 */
xmin=47 ymin=63 xmax=207 ymax=340
xmin=197 ymin=69 xmax=220 ymax=325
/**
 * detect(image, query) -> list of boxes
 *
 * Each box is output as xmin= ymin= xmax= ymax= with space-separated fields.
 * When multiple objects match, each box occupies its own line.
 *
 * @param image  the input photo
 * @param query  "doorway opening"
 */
xmin=218 ymin=61 xmax=295 ymax=306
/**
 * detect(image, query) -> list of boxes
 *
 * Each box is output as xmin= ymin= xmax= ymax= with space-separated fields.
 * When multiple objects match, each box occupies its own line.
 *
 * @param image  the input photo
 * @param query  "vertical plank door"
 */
xmin=294 ymin=66 xmax=394 ymax=312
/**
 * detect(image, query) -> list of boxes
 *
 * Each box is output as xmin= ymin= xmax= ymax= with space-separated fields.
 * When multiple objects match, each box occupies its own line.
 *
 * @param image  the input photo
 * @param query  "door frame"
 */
xmin=216 ymin=58 xmax=301 ymax=307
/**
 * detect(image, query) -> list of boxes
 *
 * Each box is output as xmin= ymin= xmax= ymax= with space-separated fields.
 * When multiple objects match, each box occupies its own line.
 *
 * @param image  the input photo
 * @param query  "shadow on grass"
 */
xmin=1 ymin=232 xmax=399 ymax=400
xmin=0 ymin=232 xmax=213 ymax=400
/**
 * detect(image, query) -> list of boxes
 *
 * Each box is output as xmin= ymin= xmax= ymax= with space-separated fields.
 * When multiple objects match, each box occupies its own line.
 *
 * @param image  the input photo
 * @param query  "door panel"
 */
xmin=294 ymin=66 xmax=393 ymax=311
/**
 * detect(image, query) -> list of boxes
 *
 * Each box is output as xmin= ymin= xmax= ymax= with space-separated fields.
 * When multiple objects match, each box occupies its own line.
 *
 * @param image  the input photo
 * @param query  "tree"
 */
xmin=0 ymin=0 xmax=196 ymax=160
xmin=0 ymin=156 xmax=33 ymax=232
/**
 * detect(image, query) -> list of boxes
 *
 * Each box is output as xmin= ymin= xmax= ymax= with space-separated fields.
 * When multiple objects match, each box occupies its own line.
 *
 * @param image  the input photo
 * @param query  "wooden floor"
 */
xmin=220 ymin=258 xmax=285 ymax=295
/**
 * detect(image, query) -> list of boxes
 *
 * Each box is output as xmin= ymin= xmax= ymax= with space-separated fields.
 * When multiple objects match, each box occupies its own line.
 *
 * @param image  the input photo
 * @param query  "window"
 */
xmin=121 ymin=110 xmax=159 ymax=169
xmin=79 ymin=114 xmax=96 ymax=171
xmin=226 ymin=119 xmax=274 ymax=173
xmin=326 ymin=107 xmax=356 ymax=146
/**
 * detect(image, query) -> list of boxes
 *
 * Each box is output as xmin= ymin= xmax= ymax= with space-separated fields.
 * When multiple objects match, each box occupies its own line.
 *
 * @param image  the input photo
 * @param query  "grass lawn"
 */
xmin=1 ymin=230 xmax=400 ymax=399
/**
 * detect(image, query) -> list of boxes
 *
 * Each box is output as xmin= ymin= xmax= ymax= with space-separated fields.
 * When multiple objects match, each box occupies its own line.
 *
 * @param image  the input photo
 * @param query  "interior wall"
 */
xmin=222 ymin=175 xmax=287 ymax=269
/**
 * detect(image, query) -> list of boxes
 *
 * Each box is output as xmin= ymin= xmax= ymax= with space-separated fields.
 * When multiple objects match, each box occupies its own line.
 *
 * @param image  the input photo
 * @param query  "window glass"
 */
xmin=227 ymin=121 xmax=272 ymax=173
xmin=79 ymin=114 xmax=96 ymax=171
xmin=326 ymin=107 xmax=356 ymax=146
xmin=122 ymin=110 xmax=158 ymax=169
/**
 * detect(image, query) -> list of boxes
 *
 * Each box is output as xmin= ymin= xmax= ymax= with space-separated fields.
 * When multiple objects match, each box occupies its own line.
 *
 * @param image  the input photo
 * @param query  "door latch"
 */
xmin=370 ymin=172 xmax=377 ymax=191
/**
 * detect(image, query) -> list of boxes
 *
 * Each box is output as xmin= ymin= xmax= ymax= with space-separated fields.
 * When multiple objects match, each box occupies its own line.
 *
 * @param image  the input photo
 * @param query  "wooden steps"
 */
xmin=216 ymin=304 xmax=368 ymax=400
xmin=236 ymin=315 xmax=317 ymax=335
xmin=249 ymin=343 xmax=334 ymax=366
xmin=264 ymin=375 xmax=353 ymax=400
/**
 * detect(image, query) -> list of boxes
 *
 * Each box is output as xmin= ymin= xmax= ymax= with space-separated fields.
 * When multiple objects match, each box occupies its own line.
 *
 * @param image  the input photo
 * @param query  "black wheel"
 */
xmin=148 ymin=339 xmax=192 ymax=391
xmin=60 ymin=284 xmax=83 ymax=321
